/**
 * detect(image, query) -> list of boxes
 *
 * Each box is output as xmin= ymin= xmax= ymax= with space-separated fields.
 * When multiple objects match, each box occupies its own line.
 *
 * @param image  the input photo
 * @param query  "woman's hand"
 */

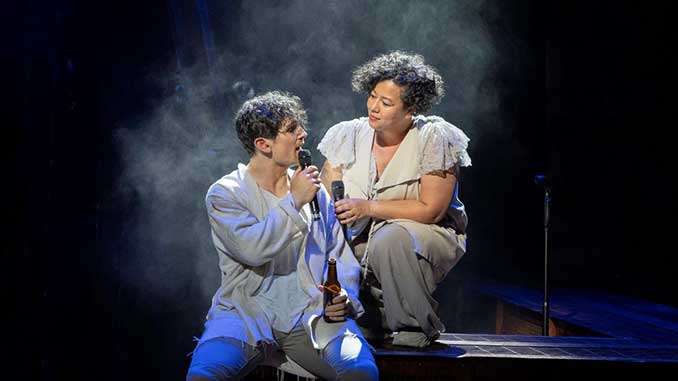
xmin=334 ymin=198 xmax=374 ymax=224
xmin=318 ymin=285 xmax=349 ymax=321
xmin=332 ymin=172 xmax=457 ymax=224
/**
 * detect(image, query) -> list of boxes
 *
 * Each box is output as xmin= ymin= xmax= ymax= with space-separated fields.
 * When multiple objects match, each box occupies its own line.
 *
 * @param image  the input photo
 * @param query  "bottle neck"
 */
xmin=327 ymin=263 xmax=337 ymax=280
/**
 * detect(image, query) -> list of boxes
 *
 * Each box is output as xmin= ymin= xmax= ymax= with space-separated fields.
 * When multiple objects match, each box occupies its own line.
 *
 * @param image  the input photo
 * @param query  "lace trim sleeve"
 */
xmin=317 ymin=119 xmax=360 ymax=168
xmin=418 ymin=115 xmax=472 ymax=175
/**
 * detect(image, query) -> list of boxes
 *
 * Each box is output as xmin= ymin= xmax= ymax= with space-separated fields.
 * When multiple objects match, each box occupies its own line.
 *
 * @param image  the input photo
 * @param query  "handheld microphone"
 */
xmin=331 ymin=180 xmax=349 ymax=242
xmin=298 ymin=149 xmax=320 ymax=220
xmin=534 ymin=174 xmax=551 ymax=191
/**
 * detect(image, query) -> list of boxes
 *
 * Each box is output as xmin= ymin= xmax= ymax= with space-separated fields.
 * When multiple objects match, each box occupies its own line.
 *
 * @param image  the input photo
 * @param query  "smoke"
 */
xmin=228 ymin=0 xmax=498 ymax=139
xmin=113 ymin=0 xmax=501 ymax=315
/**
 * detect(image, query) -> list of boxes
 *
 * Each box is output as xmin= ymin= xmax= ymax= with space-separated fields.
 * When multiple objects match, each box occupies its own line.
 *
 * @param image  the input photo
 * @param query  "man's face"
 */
xmin=270 ymin=119 xmax=307 ymax=167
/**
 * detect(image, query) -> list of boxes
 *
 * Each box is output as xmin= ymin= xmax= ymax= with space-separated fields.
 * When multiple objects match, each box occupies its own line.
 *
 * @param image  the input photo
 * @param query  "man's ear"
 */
xmin=253 ymin=137 xmax=273 ymax=154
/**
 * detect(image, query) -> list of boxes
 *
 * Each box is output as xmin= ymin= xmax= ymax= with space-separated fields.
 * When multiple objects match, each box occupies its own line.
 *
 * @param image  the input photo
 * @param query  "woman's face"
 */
xmin=366 ymin=79 xmax=413 ymax=133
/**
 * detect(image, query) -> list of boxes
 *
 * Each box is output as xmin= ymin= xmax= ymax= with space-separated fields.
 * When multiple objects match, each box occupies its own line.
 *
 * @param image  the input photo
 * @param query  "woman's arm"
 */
xmin=320 ymin=160 xmax=344 ymax=199
xmin=335 ymin=168 xmax=457 ymax=225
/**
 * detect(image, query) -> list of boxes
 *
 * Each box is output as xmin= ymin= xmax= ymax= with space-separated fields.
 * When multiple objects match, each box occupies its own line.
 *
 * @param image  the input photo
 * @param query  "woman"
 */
xmin=317 ymin=51 xmax=471 ymax=348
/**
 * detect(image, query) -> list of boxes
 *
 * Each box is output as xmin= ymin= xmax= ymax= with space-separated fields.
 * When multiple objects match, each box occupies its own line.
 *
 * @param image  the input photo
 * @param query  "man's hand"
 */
xmin=318 ymin=285 xmax=348 ymax=322
xmin=291 ymin=165 xmax=321 ymax=210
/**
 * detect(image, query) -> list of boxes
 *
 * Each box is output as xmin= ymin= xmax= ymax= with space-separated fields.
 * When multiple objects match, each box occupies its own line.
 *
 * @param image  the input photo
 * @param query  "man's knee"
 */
xmin=186 ymin=364 xmax=242 ymax=381
xmin=186 ymin=337 xmax=252 ymax=381
xmin=338 ymin=362 xmax=379 ymax=381
xmin=186 ymin=370 xmax=218 ymax=381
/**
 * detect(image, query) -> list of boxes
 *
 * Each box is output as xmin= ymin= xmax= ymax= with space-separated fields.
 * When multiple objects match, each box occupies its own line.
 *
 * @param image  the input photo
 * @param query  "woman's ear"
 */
xmin=405 ymin=106 xmax=415 ymax=119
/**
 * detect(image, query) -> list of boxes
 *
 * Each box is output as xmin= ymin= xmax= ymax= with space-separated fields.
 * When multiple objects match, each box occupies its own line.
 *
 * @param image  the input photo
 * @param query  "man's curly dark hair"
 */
xmin=351 ymin=51 xmax=445 ymax=114
xmin=234 ymin=90 xmax=308 ymax=156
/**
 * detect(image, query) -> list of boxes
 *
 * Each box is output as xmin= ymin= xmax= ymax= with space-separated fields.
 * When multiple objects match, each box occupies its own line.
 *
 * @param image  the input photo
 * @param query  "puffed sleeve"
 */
xmin=418 ymin=115 xmax=472 ymax=175
xmin=317 ymin=119 xmax=361 ymax=168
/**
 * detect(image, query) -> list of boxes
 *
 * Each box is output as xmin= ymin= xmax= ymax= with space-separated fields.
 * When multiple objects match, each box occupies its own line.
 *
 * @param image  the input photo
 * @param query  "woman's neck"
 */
xmin=374 ymin=118 xmax=413 ymax=147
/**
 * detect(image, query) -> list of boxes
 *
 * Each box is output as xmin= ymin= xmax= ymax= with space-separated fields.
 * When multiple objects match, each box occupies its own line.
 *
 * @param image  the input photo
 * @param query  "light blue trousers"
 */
xmin=186 ymin=321 xmax=378 ymax=381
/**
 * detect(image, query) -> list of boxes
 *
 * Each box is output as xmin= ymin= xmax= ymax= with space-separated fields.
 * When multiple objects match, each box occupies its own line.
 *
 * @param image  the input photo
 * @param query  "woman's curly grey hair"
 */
xmin=234 ymin=90 xmax=308 ymax=155
xmin=351 ymin=51 xmax=445 ymax=114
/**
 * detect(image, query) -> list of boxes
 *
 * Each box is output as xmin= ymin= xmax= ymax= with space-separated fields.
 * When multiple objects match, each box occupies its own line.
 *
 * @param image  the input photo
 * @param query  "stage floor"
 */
xmin=369 ymin=332 xmax=678 ymax=381
xmin=256 ymin=281 xmax=678 ymax=380
xmin=369 ymin=282 xmax=678 ymax=380
xmin=378 ymin=332 xmax=678 ymax=363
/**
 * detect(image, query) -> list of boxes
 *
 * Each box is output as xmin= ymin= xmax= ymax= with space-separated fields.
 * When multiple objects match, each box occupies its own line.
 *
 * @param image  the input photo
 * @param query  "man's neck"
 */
xmin=247 ymin=155 xmax=290 ymax=198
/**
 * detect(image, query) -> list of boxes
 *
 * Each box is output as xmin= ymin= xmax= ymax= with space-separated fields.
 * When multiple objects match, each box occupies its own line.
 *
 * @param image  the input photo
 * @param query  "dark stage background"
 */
xmin=12 ymin=1 xmax=677 ymax=380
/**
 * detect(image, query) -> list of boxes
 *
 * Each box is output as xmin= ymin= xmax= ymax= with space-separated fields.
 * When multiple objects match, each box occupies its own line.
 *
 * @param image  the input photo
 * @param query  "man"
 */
xmin=186 ymin=91 xmax=378 ymax=381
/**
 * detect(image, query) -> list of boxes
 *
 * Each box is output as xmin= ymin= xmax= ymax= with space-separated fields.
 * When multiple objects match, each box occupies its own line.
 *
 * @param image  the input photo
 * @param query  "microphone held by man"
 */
xmin=297 ymin=149 xmax=320 ymax=220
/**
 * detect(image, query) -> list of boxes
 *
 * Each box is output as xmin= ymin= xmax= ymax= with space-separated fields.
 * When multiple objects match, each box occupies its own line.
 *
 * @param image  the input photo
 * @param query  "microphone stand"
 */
xmin=535 ymin=175 xmax=552 ymax=336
